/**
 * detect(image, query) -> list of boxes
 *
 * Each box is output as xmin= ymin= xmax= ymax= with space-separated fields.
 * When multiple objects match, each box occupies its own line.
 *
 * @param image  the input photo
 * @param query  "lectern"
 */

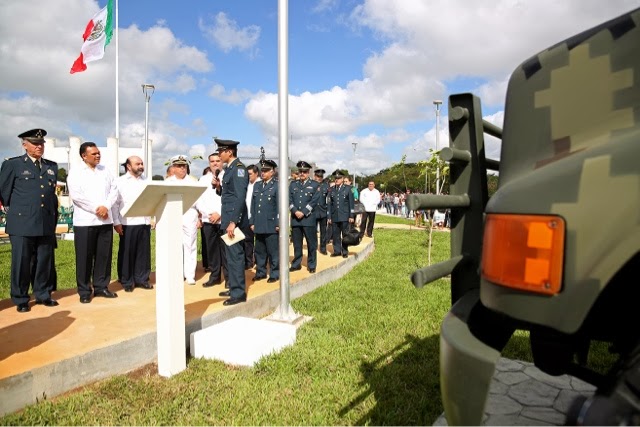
xmin=122 ymin=181 xmax=206 ymax=377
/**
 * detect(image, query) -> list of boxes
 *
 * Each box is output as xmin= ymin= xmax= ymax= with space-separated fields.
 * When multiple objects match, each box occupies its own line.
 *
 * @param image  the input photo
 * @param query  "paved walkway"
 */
xmin=0 ymin=237 xmax=374 ymax=415
xmin=434 ymin=358 xmax=595 ymax=425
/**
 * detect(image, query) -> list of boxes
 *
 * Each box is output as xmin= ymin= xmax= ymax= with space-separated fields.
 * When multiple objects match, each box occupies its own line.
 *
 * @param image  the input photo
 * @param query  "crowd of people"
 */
xmin=0 ymin=129 xmax=386 ymax=312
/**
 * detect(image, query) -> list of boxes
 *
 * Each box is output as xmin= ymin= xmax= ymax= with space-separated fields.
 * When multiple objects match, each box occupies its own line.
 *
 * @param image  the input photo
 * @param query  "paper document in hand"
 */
xmin=221 ymin=227 xmax=245 ymax=246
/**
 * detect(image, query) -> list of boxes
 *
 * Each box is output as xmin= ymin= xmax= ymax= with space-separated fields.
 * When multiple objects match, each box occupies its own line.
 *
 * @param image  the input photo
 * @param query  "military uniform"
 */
xmin=314 ymin=169 xmax=329 ymax=254
xmin=328 ymin=170 xmax=355 ymax=257
xmin=216 ymin=139 xmax=249 ymax=303
xmin=289 ymin=161 xmax=321 ymax=272
xmin=0 ymin=128 xmax=59 ymax=311
xmin=250 ymin=160 xmax=279 ymax=282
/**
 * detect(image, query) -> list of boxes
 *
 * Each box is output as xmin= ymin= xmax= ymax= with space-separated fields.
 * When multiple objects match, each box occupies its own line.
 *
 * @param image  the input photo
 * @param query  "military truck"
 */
xmin=406 ymin=7 xmax=640 ymax=425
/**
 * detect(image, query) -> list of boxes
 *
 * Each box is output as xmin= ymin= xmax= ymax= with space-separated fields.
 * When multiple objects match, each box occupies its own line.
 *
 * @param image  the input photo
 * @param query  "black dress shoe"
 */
xmin=223 ymin=296 xmax=246 ymax=306
xmin=267 ymin=278 xmax=278 ymax=283
xmin=203 ymin=280 xmax=221 ymax=288
xmin=16 ymin=303 xmax=30 ymax=313
xmin=330 ymin=253 xmax=341 ymax=257
xmin=35 ymin=298 xmax=59 ymax=307
xmin=124 ymin=287 xmax=134 ymax=292
xmin=319 ymin=250 xmax=328 ymax=255
xmin=289 ymin=266 xmax=301 ymax=272
xmin=94 ymin=289 xmax=118 ymax=298
xmin=252 ymin=275 xmax=266 ymax=281
xmin=219 ymin=290 xmax=231 ymax=297
xmin=135 ymin=283 xmax=153 ymax=290
xmin=342 ymin=254 xmax=348 ymax=258
xmin=80 ymin=296 xmax=91 ymax=304
xmin=308 ymin=268 xmax=316 ymax=273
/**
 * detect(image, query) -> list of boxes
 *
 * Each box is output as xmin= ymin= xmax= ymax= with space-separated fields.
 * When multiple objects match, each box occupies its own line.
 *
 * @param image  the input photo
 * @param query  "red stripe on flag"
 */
xmin=82 ymin=20 xmax=95 ymax=42
xmin=70 ymin=53 xmax=87 ymax=74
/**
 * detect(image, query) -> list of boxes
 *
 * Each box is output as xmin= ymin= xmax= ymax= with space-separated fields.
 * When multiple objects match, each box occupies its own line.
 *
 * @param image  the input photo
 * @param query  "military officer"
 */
xmin=0 ymin=128 xmax=59 ymax=312
xmin=328 ymin=169 xmax=355 ymax=258
xmin=250 ymin=159 xmax=279 ymax=283
xmin=215 ymin=138 xmax=249 ymax=305
xmin=289 ymin=160 xmax=321 ymax=273
xmin=313 ymin=168 xmax=329 ymax=255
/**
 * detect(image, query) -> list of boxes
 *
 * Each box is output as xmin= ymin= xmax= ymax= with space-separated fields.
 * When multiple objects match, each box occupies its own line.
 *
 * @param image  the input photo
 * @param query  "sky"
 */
xmin=1 ymin=0 xmax=638 ymax=180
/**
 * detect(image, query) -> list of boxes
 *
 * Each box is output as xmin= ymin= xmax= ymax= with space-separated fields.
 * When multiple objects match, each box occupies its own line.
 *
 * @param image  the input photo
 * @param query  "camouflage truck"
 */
xmin=407 ymin=7 xmax=640 ymax=425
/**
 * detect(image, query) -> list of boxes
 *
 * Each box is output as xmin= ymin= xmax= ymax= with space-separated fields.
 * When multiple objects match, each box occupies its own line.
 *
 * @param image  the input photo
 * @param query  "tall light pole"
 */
xmin=142 ymin=84 xmax=155 ymax=177
xmin=351 ymin=141 xmax=358 ymax=188
xmin=433 ymin=100 xmax=442 ymax=195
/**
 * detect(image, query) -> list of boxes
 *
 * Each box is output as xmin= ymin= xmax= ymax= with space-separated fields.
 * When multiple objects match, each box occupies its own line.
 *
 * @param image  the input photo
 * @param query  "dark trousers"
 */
xmin=10 ymin=234 xmax=55 ymax=305
xmin=255 ymin=233 xmax=279 ymax=279
xmin=291 ymin=226 xmax=317 ymax=269
xmin=317 ymin=216 xmax=328 ymax=252
xmin=225 ymin=238 xmax=246 ymax=299
xmin=242 ymin=225 xmax=255 ymax=269
xmin=202 ymin=223 xmax=228 ymax=282
xmin=117 ymin=224 xmax=151 ymax=287
xmin=331 ymin=221 xmax=349 ymax=256
xmin=31 ymin=241 xmax=57 ymax=292
xmin=74 ymin=224 xmax=113 ymax=298
xmin=200 ymin=228 xmax=208 ymax=270
xmin=361 ymin=211 xmax=376 ymax=237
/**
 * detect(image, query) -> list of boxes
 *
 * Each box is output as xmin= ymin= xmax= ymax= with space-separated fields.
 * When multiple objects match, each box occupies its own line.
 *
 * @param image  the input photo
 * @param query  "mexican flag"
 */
xmin=70 ymin=0 xmax=114 ymax=74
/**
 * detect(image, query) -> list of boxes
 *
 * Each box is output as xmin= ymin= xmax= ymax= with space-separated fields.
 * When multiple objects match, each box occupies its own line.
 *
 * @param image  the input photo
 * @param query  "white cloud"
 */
xmin=209 ymin=84 xmax=254 ymax=105
xmin=199 ymin=12 xmax=261 ymax=53
xmin=242 ymin=0 xmax=638 ymax=174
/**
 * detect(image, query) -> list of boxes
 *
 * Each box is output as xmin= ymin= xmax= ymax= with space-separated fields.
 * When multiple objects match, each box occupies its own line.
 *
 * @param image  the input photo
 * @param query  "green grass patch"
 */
xmin=374 ymin=213 xmax=414 ymax=226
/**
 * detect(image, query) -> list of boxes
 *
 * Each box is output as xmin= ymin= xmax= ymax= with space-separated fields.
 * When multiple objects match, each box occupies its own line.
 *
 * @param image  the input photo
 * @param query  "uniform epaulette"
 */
xmin=237 ymin=162 xmax=245 ymax=167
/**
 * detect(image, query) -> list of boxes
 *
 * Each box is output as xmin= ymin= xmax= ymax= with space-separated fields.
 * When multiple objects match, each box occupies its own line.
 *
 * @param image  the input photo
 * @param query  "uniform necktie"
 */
xmin=35 ymin=159 xmax=41 ymax=171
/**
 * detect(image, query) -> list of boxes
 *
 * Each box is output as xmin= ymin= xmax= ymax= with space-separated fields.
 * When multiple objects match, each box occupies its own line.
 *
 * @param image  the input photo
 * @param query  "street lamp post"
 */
xmin=433 ymin=100 xmax=442 ymax=195
xmin=142 ymin=84 xmax=155 ymax=177
xmin=351 ymin=142 xmax=358 ymax=188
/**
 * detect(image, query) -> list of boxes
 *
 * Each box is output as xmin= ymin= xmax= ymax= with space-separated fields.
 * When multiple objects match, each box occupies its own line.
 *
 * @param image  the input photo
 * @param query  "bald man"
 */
xmin=112 ymin=156 xmax=152 ymax=292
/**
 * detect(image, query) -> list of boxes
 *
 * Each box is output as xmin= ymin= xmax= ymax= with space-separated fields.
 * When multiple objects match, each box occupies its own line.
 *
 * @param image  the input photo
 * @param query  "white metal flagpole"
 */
xmin=114 ymin=0 xmax=120 ymax=175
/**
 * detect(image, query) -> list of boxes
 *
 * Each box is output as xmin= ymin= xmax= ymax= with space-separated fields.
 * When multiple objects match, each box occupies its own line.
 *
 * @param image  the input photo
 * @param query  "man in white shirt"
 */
xmin=166 ymin=155 xmax=200 ymax=286
xmin=243 ymin=164 xmax=260 ymax=270
xmin=196 ymin=153 xmax=227 ymax=287
xmin=359 ymin=181 xmax=381 ymax=238
xmin=112 ymin=156 xmax=152 ymax=292
xmin=67 ymin=142 xmax=119 ymax=303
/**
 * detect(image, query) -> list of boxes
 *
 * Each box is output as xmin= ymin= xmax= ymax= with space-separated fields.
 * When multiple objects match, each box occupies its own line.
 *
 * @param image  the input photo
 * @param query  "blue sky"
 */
xmin=1 ymin=0 xmax=638 ymax=179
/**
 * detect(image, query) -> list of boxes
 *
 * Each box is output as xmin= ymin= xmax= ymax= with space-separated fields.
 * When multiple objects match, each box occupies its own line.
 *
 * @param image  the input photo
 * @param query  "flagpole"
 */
xmin=114 ymin=0 xmax=120 ymax=175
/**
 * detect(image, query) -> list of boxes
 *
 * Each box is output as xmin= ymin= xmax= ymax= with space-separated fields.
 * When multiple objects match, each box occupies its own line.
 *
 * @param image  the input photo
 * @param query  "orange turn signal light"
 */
xmin=481 ymin=214 xmax=565 ymax=295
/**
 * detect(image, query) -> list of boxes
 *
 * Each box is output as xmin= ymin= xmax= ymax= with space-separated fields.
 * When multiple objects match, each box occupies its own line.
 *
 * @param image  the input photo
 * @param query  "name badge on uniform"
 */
xmin=22 ymin=170 xmax=33 ymax=176
xmin=238 ymin=169 xmax=245 ymax=177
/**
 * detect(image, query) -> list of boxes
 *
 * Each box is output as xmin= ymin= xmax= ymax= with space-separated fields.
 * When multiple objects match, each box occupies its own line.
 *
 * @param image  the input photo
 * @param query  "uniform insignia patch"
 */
xmin=238 ymin=169 xmax=245 ymax=177
xmin=47 ymin=169 xmax=55 ymax=175
xmin=21 ymin=170 xmax=32 ymax=176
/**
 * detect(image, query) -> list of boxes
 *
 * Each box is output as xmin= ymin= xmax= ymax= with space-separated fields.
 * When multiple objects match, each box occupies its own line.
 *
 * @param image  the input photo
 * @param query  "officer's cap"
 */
xmin=260 ymin=159 xmax=277 ymax=170
xmin=214 ymin=138 xmax=240 ymax=152
xmin=169 ymin=154 xmax=191 ymax=165
xmin=18 ymin=128 xmax=47 ymax=144
xmin=331 ymin=169 xmax=346 ymax=178
xmin=296 ymin=160 xmax=312 ymax=171
xmin=314 ymin=168 xmax=325 ymax=177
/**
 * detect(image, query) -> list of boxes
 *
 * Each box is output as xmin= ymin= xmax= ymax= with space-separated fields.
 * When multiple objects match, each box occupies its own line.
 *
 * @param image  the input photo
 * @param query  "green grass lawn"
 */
xmin=0 ymin=222 xmax=615 ymax=425
xmin=1 ymin=228 xmax=454 ymax=425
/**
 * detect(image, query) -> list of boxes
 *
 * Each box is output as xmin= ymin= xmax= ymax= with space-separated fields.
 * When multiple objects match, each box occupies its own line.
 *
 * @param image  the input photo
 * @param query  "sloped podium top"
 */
xmin=122 ymin=181 xmax=207 ymax=217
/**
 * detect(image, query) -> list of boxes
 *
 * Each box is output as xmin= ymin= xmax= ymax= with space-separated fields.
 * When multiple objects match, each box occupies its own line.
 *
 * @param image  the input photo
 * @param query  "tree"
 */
xmin=57 ymin=167 xmax=68 ymax=182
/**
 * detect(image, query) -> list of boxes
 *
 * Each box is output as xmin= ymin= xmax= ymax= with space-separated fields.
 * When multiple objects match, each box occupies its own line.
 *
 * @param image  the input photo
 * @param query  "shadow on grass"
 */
xmin=340 ymin=333 xmax=443 ymax=426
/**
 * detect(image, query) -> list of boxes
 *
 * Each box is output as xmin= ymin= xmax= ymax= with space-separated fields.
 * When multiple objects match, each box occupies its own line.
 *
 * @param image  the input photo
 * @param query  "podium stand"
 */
xmin=122 ymin=181 xmax=206 ymax=377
